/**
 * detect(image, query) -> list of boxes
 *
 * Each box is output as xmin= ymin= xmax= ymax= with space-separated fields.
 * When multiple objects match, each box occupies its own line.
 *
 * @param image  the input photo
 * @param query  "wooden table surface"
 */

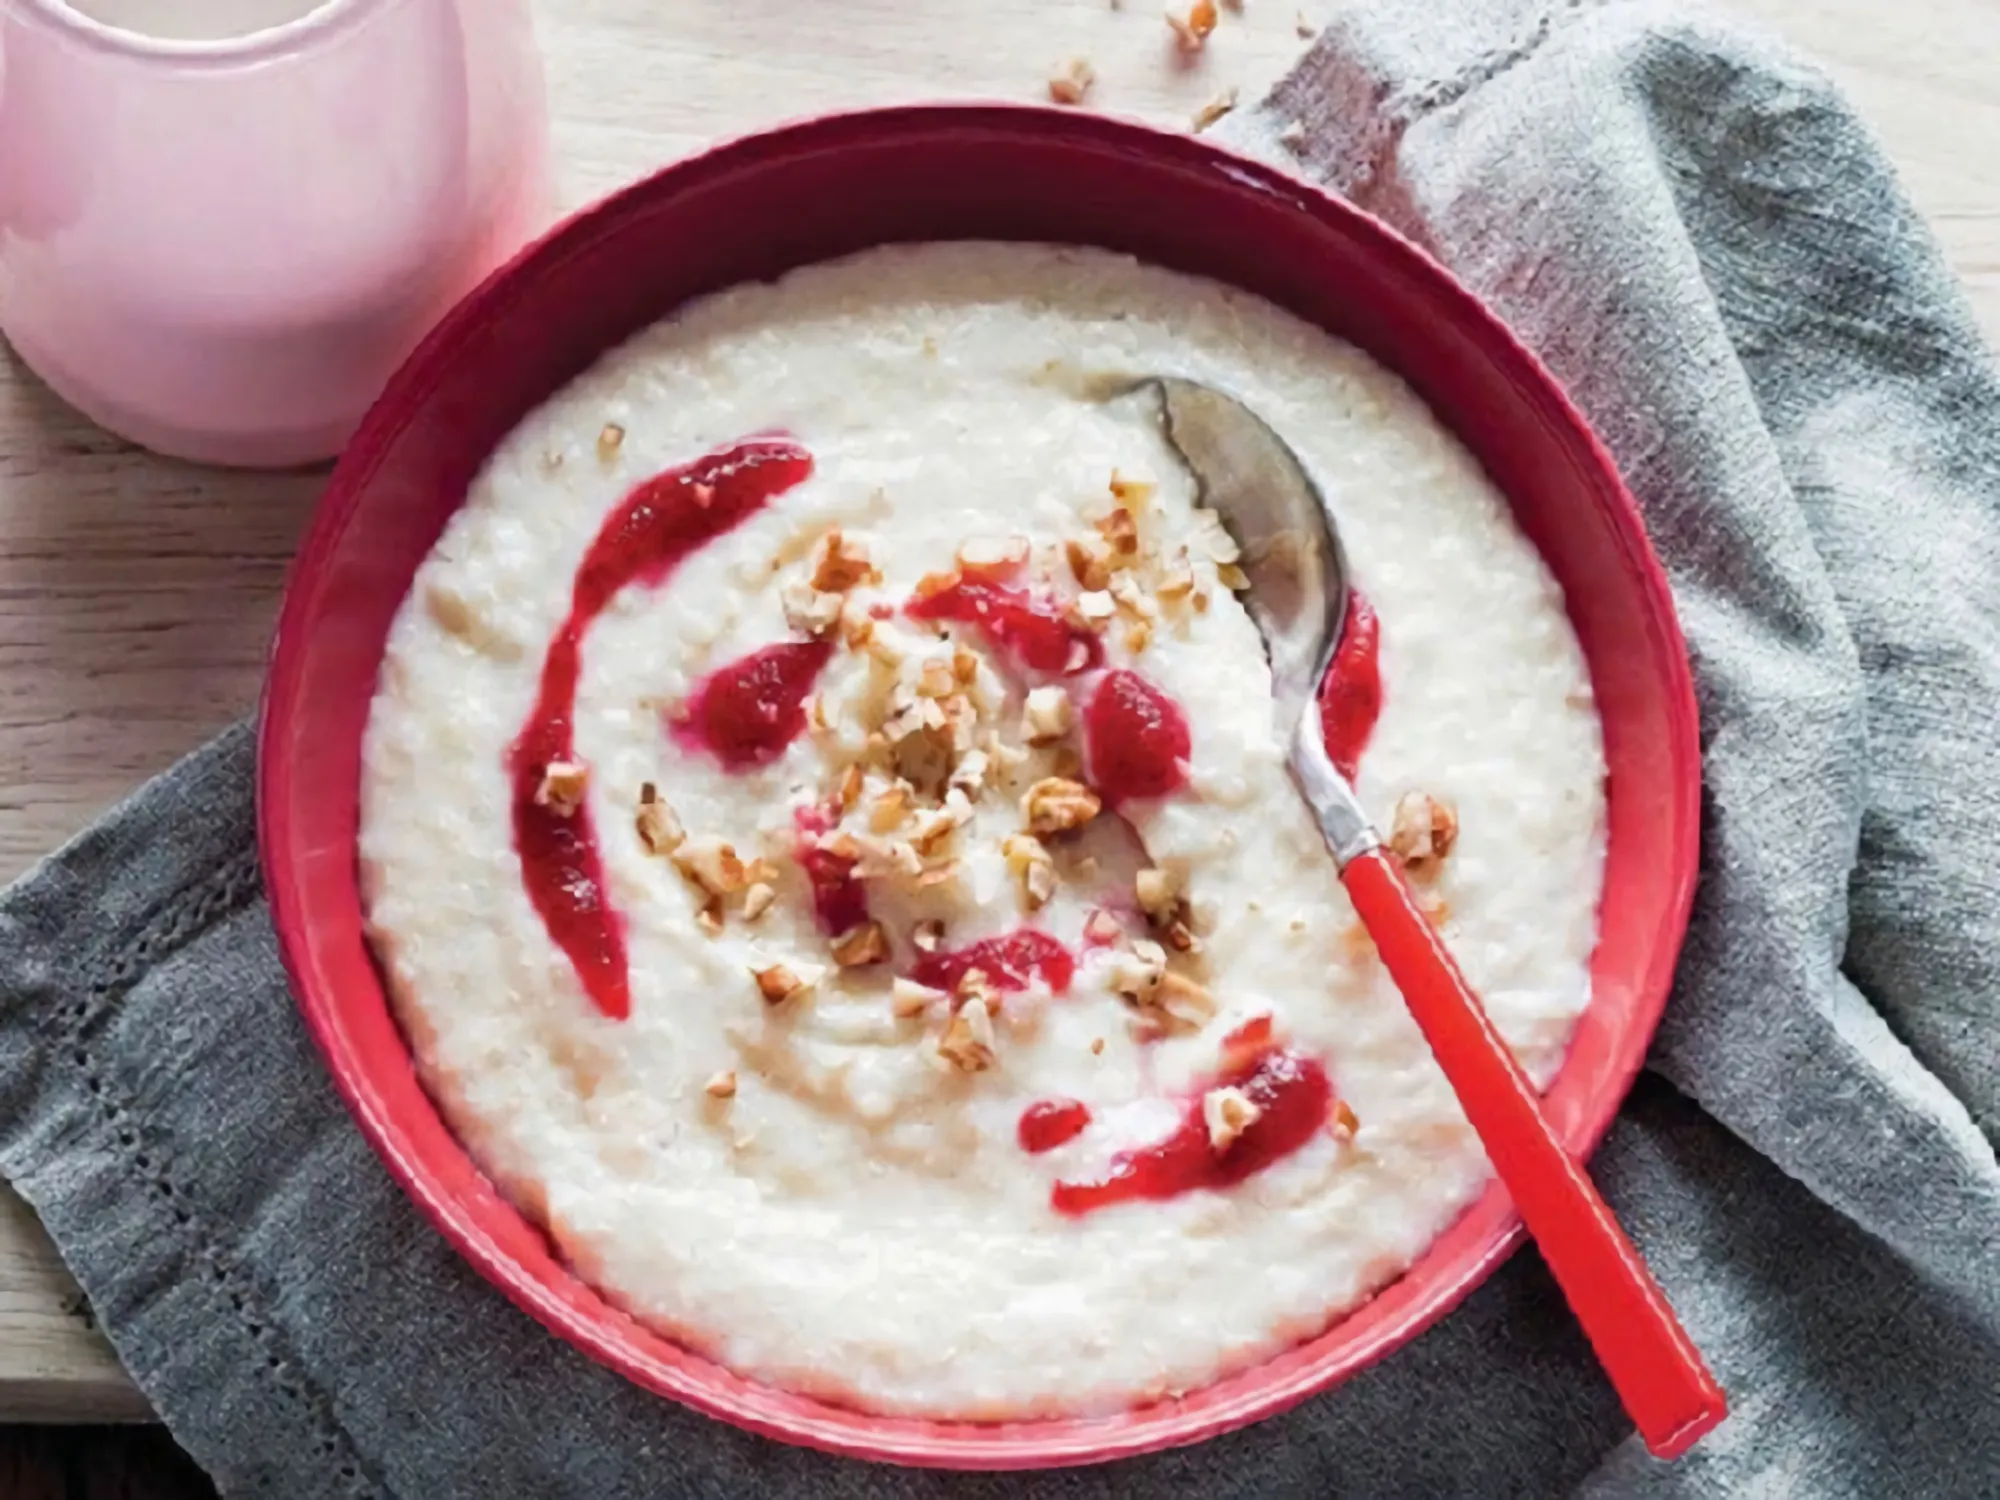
xmin=3 ymin=0 xmax=1996 ymax=1427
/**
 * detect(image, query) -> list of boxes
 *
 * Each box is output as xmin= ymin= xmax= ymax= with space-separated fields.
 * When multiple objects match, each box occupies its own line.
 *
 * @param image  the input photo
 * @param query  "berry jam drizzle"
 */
xmin=793 ymin=802 xmax=870 ymax=936
xmin=1018 ymin=1098 xmax=1092 ymax=1154
xmin=1319 ymin=588 xmax=1382 ymax=782
xmin=673 ymin=639 xmax=832 ymax=769
xmin=910 ymin=930 xmax=1075 ymax=995
xmin=907 ymin=578 xmax=1101 ymax=676
xmin=1083 ymin=668 xmax=1191 ymax=805
xmin=1051 ymin=1047 xmax=1332 ymax=1216
xmin=508 ymin=437 xmax=814 ymax=1020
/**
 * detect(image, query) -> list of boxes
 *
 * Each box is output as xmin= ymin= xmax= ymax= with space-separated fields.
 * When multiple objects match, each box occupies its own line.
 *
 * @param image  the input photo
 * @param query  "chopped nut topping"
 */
xmin=1095 ymin=505 xmax=1141 ymax=557
xmin=1108 ymin=939 xmax=1169 ymax=1001
xmin=1071 ymin=590 xmax=1117 ymax=627
xmin=1191 ymin=87 xmax=1239 ymax=133
xmin=1295 ymin=11 xmax=1318 ymax=40
xmin=841 ymin=601 xmax=877 ymax=650
xmin=883 ymin=693 xmax=947 ymax=743
xmin=957 ymin=535 xmax=1032 ymax=575
xmin=752 ymin=961 xmax=821 ymax=1004
xmin=837 ymin=762 xmax=865 ymax=809
xmin=1164 ymin=917 xmax=1201 ymax=954
xmin=1022 ymin=776 xmax=1102 ymax=835
xmin=1003 ymin=833 xmax=1058 ymax=911
xmin=1022 ymin=686 xmax=1074 ymax=745
xmin=596 ymin=422 xmax=625 ymax=461
xmin=1048 ymin=56 xmax=1095 ymax=106
xmin=1124 ymin=621 xmax=1154 ymax=654
xmin=811 ymin=528 xmax=879 ymax=593
xmin=869 ymin=780 xmax=913 ymax=833
xmin=1066 ymin=535 xmax=1114 ymax=591
xmin=830 ymin=920 xmax=891 ymax=967
xmin=948 ymin=747 xmax=991 ymax=799
xmin=535 ymin=761 xmax=589 ymax=817
xmin=1084 ymin=908 xmax=1125 ymax=945
xmin=1329 ymin=1099 xmax=1360 ymax=1142
xmin=705 ymin=1069 xmax=738 ymax=1099
xmin=1389 ymin=791 xmax=1459 ymax=877
xmin=635 ymin=782 xmax=684 ymax=854
xmin=983 ymin=732 xmax=1031 ymax=775
xmin=912 ymin=567 xmax=962 ymax=601
xmin=892 ymin=978 xmax=946 ymax=1018
xmin=1203 ymin=1085 xmax=1263 ymax=1152
xmin=1107 ymin=570 xmax=1157 ymax=619
xmin=940 ymin=693 xmax=979 ymax=754
xmin=1135 ymin=866 xmax=1183 ymax=921
xmin=915 ymin=861 xmax=961 ymax=889
xmin=1157 ymin=552 xmax=1197 ymax=602
xmin=1090 ymin=1036 xmax=1107 ymax=1056
xmin=741 ymin=882 xmax=777 ymax=922
xmin=952 ymin=645 xmax=981 ymax=685
xmin=911 ymin=791 xmax=973 ymax=854
xmin=912 ymin=919 xmax=946 ymax=953
xmin=1109 ymin=470 xmax=1156 ymax=509
xmin=916 ymin=656 xmax=958 ymax=699
xmin=1167 ymin=0 xmax=1218 ymax=51
xmin=1198 ymin=513 xmax=1242 ymax=564
xmin=1157 ymin=970 xmax=1215 ymax=1027
xmin=782 ymin=581 xmax=844 ymax=638
xmin=1216 ymin=562 xmax=1251 ymax=592
xmin=696 ymin=899 xmax=725 ymax=937
xmin=673 ymin=836 xmax=746 ymax=896
xmin=938 ymin=996 xmax=997 ymax=1072
xmin=852 ymin=837 xmax=924 ymax=881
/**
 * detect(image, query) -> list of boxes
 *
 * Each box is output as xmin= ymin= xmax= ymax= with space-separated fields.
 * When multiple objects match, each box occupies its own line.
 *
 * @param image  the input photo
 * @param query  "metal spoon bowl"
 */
xmin=1120 ymin=374 xmax=1726 ymax=1460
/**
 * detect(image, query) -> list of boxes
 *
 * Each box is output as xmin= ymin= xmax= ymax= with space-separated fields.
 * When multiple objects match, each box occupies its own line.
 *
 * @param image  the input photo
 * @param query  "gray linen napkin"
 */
xmin=5 ymin=2 xmax=1998 ymax=1494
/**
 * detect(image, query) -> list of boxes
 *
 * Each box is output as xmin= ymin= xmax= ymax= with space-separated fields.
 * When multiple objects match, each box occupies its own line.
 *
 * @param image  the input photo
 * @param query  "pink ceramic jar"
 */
xmin=0 ymin=0 xmax=552 ymax=467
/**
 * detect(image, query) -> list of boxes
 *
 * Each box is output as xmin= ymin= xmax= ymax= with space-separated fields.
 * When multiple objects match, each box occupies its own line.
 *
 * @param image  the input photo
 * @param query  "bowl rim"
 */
xmin=258 ymin=101 xmax=1701 ymax=1470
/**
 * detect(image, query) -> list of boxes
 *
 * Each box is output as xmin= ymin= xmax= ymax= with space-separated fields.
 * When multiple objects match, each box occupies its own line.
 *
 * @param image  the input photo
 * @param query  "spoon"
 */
xmin=1128 ymin=375 xmax=1727 ymax=1460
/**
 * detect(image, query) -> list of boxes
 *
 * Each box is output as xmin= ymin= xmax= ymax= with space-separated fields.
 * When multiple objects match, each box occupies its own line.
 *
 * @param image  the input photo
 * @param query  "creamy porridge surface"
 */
xmin=359 ymin=242 xmax=1606 ymax=1417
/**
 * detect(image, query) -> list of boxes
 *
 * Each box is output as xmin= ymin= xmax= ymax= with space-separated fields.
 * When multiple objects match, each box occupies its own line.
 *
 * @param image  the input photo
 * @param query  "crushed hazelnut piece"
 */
xmin=1157 ymin=554 xmax=1197 ymax=601
xmin=949 ymin=747 xmax=991 ymax=799
xmin=741 ymin=882 xmax=777 ymax=921
xmin=696 ymin=899 xmax=725 ymax=937
xmin=892 ymin=978 xmax=945 ymax=1018
xmin=1109 ymin=939 xmax=1169 ymax=1000
xmin=1191 ymin=87 xmax=1239 ymax=133
xmin=883 ymin=694 xmax=947 ymax=743
xmin=782 ymin=581 xmax=844 ymax=638
xmin=1203 ymin=1086 xmax=1263 ymax=1152
xmin=1164 ymin=918 xmax=1201 ymax=954
xmin=915 ymin=861 xmax=961 ymax=889
xmin=1123 ymin=621 xmax=1154 ymax=654
xmin=1217 ymin=562 xmax=1251 ymax=592
xmin=1157 ymin=970 xmax=1215 ymax=1024
xmin=841 ymin=603 xmax=876 ymax=650
xmin=1389 ymin=791 xmax=1460 ymax=877
xmin=1066 ymin=535 xmax=1114 ymax=591
xmin=830 ymin=920 xmax=891 ymax=967
xmin=635 ymin=782 xmax=684 ymax=854
xmin=752 ymin=961 xmax=821 ymax=1004
xmin=1022 ymin=686 xmax=1074 ymax=745
xmin=1329 ymin=1099 xmax=1361 ymax=1142
xmin=535 ymin=760 xmax=589 ymax=817
xmin=1135 ymin=867 xmax=1183 ymax=921
xmin=1048 ymin=56 xmax=1095 ymax=106
xmin=937 ymin=996 xmax=997 ymax=1072
xmin=705 ymin=1070 xmax=738 ymax=1099
xmin=1022 ymin=777 xmax=1102 ymax=835
xmin=1167 ymin=0 xmax=1218 ymax=51
xmin=811 ymin=528 xmax=879 ymax=593
xmin=916 ymin=656 xmax=957 ymax=699
xmin=952 ymin=646 xmax=980 ymax=685
xmin=1095 ymin=505 xmax=1141 ymax=557
xmin=596 ymin=422 xmax=624 ymax=461
xmin=958 ymin=535 xmax=1032 ymax=575
xmin=983 ymin=732 xmax=1031 ymax=775
xmin=837 ymin=762 xmax=865 ymax=809
xmin=1295 ymin=11 xmax=1317 ymax=39
xmin=1071 ymin=590 xmax=1117 ymax=627
xmin=1003 ymin=833 xmax=1058 ymax=911
xmin=1091 ymin=1036 xmax=1107 ymax=1056
xmin=1084 ymin=909 xmax=1125 ymax=945
xmin=852 ymin=837 xmax=924 ymax=880
xmin=870 ymin=780 xmax=913 ymax=833
xmin=912 ymin=568 xmax=962 ymax=601
xmin=912 ymin=918 xmax=946 ymax=953
xmin=1108 ymin=570 xmax=1157 ymax=618
xmin=1110 ymin=470 xmax=1156 ymax=509
xmin=673 ymin=836 xmax=746 ymax=896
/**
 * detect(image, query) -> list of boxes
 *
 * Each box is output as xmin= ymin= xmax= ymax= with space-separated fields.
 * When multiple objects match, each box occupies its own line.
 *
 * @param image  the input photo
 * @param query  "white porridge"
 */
xmin=359 ymin=242 xmax=1605 ymax=1418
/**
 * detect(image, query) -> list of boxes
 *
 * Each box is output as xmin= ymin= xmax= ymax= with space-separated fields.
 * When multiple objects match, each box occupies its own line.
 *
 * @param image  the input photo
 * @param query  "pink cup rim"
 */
xmin=18 ymin=0 xmax=384 ymax=65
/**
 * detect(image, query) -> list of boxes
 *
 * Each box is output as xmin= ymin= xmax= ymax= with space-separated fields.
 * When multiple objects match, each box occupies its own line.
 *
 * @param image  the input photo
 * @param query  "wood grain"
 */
xmin=0 ymin=0 xmax=1993 ymax=1423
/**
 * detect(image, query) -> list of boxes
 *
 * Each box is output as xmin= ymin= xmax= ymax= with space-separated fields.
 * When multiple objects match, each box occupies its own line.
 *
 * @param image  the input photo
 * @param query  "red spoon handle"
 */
xmin=1341 ymin=846 xmax=1726 ymax=1459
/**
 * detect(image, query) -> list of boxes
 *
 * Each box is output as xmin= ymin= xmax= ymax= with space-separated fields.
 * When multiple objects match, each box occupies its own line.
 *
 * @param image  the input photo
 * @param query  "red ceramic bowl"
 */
xmin=259 ymin=104 xmax=1699 ymax=1470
